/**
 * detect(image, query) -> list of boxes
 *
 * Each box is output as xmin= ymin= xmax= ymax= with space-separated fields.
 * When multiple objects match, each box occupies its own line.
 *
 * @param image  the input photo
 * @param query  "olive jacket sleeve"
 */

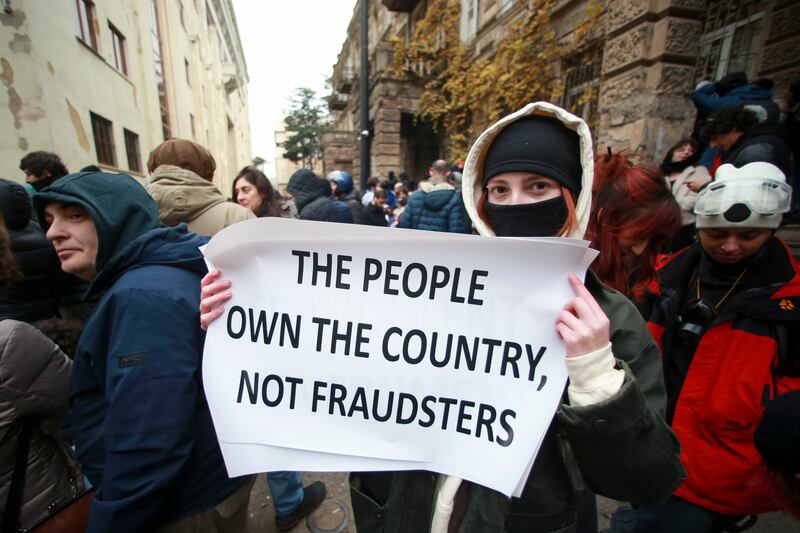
xmin=556 ymin=277 xmax=685 ymax=504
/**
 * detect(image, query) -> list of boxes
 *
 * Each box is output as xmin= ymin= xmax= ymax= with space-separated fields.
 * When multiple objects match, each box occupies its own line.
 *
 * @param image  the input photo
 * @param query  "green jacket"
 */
xmin=350 ymin=274 xmax=685 ymax=533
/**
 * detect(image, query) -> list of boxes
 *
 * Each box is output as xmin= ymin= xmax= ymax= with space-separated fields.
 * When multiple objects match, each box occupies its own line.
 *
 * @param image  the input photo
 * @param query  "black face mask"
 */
xmin=484 ymin=196 xmax=568 ymax=237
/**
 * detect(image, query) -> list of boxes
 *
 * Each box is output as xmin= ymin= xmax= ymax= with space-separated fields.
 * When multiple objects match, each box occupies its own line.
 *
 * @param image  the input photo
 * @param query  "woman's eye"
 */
xmin=490 ymin=186 xmax=507 ymax=194
xmin=528 ymin=182 xmax=549 ymax=192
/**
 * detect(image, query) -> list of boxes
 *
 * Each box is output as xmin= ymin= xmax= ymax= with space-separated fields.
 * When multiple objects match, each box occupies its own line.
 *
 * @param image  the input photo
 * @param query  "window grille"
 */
xmin=694 ymin=0 xmax=765 ymax=83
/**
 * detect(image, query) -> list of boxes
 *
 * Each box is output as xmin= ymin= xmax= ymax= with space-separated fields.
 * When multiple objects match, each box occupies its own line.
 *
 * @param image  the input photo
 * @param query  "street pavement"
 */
xmin=247 ymin=472 xmax=356 ymax=533
xmin=245 ymin=473 xmax=797 ymax=532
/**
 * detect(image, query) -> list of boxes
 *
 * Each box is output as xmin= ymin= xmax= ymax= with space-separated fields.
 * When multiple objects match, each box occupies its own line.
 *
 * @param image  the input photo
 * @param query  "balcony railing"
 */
xmin=328 ymin=92 xmax=348 ymax=111
xmin=336 ymin=67 xmax=356 ymax=94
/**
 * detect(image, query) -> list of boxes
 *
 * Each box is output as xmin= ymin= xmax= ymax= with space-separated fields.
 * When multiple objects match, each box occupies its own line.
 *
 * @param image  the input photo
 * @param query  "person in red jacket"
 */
xmin=614 ymin=162 xmax=800 ymax=532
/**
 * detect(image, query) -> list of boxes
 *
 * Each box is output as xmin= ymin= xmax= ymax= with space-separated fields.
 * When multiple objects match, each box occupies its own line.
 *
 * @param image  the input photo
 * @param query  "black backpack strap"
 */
xmin=2 ymin=418 xmax=32 ymax=533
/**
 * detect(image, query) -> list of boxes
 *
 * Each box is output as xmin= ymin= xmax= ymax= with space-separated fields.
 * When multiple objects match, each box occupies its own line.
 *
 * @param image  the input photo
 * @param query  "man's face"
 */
xmin=710 ymin=131 xmax=742 ymax=152
xmin=23 ymin=168 xmax=50 ymax=184
xmin=698 ymin=227 xmax=772 ymax=265
xmin=44 ymin=202 xmax=99 ymax=280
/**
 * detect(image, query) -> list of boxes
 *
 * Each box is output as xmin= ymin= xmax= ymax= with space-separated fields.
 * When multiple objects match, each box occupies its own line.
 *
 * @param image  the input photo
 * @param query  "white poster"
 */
xmin=202 ymin=218 xmax=597 ymax=497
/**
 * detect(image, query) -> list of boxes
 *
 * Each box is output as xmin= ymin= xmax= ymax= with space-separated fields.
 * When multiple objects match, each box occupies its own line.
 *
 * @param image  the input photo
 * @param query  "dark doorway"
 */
xmin=400 ymin=112 xmax=441 ymax=187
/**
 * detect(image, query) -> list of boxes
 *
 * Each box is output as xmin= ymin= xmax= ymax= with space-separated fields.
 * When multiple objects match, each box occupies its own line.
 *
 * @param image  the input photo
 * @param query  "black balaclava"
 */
xmin=481 ymin=115 xmax=581 ymax=237
xmin=484 ymin=196 xmax=568 ymax=237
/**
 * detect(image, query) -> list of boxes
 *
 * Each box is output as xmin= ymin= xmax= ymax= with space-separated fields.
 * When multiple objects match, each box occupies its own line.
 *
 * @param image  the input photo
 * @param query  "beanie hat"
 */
xmin=482 ymin=116 xmax=582 ymax=194
xmin=147 ymin=139 xmax=216 ymax=181
xmin=754 ymin=390 xmax=800 ymax=474
xmin=695 ymin=162 xmax=791 ymax=229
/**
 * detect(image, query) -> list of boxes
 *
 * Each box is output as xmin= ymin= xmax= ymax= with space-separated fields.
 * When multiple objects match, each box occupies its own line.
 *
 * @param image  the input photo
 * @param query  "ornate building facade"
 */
xmin=324 ymin=0 xmax=798 ymax=183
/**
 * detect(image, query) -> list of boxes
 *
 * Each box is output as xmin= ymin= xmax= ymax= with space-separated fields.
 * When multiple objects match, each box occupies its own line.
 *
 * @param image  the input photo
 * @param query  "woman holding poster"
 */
xmin=200 ymin=102 xmax=684 ymax=532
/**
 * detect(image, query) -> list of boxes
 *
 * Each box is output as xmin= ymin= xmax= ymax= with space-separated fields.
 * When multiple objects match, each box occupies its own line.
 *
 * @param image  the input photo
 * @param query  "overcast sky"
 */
xmin=231 ymin=1 xmax=356 ymax=177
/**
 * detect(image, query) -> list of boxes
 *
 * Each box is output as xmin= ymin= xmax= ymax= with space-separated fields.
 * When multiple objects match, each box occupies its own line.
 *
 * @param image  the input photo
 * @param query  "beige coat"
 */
xmin=147 ymin=164 xmax=254 ymax=237
xmin=0 ymin=320 xmax=78 ymax=528
xmin=666 ymin=165 xmax=711 ymax=226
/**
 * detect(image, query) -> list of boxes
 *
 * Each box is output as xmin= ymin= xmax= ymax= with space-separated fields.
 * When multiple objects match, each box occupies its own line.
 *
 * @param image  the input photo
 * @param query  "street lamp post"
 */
xmin=359 ymin=0 xmax=370 ymax=191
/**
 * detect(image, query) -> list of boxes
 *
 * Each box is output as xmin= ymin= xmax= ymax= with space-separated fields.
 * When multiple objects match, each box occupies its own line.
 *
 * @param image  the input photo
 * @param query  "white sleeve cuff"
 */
xmin=565 ymin=342 xmax=625 ymax=407
xmin=694 ymin=80 xmax=713 ymax=91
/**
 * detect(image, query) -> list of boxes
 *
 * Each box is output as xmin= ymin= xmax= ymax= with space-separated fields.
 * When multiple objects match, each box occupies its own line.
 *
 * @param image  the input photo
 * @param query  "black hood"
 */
xmin=286 ymin=170 xmax=331 ymax=211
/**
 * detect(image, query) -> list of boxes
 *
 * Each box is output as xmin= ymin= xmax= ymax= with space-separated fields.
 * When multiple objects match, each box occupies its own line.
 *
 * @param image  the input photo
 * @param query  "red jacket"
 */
xmin=645 ymin=239 xmax=800 ymax=515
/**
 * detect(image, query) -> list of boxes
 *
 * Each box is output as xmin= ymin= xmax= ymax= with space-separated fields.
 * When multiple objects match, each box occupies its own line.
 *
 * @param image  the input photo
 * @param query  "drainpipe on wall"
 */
xmin=359 ymin=0 xmax=370 ymax=191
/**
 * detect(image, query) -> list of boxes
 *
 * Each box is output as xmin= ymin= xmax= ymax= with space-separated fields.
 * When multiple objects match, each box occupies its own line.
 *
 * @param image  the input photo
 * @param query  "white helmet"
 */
xmin=694 ymin=162 xmax=792 ymax=229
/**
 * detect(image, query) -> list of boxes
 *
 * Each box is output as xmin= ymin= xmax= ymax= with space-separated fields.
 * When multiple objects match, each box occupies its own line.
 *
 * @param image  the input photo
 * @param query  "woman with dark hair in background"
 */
xmin=233 ymin=166 xmax=297 ymax=219
xmin=588 ymin=153 xmax=681 ymax=309
xmin=0 ymin=219 xmax=83 ymax=531
xmin=660 ymin=140 xmax=711 ymax=252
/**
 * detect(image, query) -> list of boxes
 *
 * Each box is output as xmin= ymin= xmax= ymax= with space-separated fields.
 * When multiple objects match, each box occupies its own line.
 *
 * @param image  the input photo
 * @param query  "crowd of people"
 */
xmin=0 ymin=71 xmax=799 ymax=533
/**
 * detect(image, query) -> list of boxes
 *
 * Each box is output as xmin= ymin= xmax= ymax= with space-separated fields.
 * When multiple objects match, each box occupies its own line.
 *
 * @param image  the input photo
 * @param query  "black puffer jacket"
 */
xmin=0 ymin=179 xmax=59 ymax=322
xmin=287 ymin=169 xmax=352 ymax=223
xmin=724 ymin=125 xmax=794 ymax=180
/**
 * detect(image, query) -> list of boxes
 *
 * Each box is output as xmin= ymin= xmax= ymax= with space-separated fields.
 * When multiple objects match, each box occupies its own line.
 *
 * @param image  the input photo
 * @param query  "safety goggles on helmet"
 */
xmin=694 ymin=177 xmax=792 ymax=216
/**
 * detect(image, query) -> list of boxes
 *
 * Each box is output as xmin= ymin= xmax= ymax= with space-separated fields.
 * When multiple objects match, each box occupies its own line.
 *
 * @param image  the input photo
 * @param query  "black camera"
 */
xmin=676 ymin=298 xmax=717 ymax=348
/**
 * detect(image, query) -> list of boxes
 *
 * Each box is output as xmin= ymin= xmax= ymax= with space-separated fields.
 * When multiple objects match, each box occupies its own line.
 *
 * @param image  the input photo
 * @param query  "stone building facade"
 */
xmin=0 ymin=0 xmax=251 ymax=195
xmin=324 ymin=0 xmax=799 ymax=185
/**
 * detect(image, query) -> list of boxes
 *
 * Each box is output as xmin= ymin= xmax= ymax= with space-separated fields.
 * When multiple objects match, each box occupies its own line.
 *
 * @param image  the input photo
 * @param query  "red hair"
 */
xmin=476 ymin=186 xmax=579 ymax=237
xmin=587 ymin=153 xmax=680 ymax=298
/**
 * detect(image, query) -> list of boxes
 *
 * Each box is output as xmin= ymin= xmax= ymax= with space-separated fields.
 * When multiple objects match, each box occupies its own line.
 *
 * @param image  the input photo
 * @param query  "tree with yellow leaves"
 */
xmin=393 ymin=0 xmax=602 ymax=159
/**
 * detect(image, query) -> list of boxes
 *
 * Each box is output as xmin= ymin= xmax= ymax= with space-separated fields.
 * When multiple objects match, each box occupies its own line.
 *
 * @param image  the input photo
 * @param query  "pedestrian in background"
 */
xmin=587 ymin=152 xmax=681 ymax=310
xmin=618 ymin=162 xmax=800 ymax=532
xmin=363 ymin=188 xmax=389 ymax=226
xmin=660 ymin=139 xmax=711 ymax=252
xmin=286 ymin=169 xmax=352 ymax=223
xmin=147 ymin=138 xmax=254 ymax=236
xmin=328 ymin=170 xmax=365 ymax=224
xmin=398 ymin=159 xmax=470 ymax=234
xmin=233 ymin=166 xmax=298 ymax=219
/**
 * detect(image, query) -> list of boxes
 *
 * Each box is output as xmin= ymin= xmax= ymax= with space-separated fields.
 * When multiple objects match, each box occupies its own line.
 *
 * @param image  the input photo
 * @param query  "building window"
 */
xmin=561 ymin=52 xmax=601 ymax=134
xmin=90 ymin=112 xmax=116 ymax=167
xmin=124 ymin=129 xmax=141 ymax=172
xmin=149 ymin=0 xmax=171 ymax=140
xmin=695 ymin=0 xmax=764 ymax=83
xmin=190 ymin=113 xmax=196 ymax=137
xmin=75 ymin=0 xmax=98 ymax=51
xmin=109 ymin=23 xmax=127 ymax=75
xmin=185 ymin=58 xmax=191 ymax=86
xmin=460 ymin=0 xmax=480 ymax=43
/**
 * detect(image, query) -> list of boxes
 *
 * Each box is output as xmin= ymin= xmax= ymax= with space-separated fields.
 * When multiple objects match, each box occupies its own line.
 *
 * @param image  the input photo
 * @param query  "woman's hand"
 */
xmin=556 ymin=274 xmax=611 ymax=358
xmin=200 ymin=270 xmax=232 ymax=331
xmin=685 ymin=176 xmax=710 ymax=192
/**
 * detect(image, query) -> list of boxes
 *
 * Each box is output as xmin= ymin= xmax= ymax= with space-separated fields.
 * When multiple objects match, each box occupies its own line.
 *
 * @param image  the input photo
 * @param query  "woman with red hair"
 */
xmin=587 ymin=153 xmax=681 ymax=307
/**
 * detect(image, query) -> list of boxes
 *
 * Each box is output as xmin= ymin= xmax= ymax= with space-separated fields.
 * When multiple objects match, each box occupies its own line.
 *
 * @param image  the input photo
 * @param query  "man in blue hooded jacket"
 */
xmin=34 ymin=171 xmax=253 ymax=532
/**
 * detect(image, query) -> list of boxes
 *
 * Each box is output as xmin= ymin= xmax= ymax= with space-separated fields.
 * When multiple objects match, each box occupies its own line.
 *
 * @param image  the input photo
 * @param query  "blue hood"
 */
xmin=729 ymin=84 xmax=774 ymax=101
xmin=89 ymin=224 xmax=208 ymax=297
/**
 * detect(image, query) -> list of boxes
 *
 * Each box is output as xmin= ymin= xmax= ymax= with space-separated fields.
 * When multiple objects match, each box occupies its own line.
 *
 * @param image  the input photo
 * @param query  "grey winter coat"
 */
xmin=0 ymin=320 xmax=79 ymax=529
